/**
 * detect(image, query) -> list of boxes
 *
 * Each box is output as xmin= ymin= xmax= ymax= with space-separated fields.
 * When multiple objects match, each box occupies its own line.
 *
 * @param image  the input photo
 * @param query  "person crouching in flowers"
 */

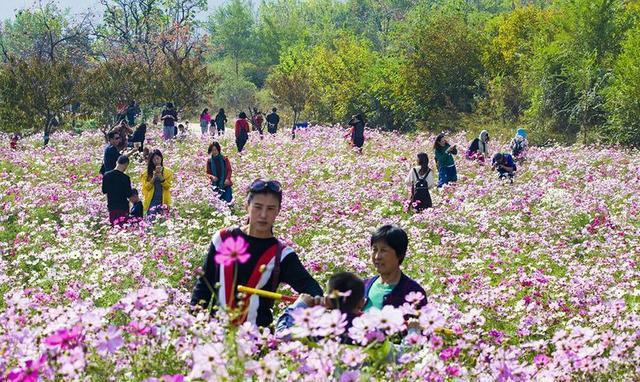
xmin=492 ymin=152 xmax=517 ymax=183
xmin=206 ymin=141 xmax=233 ymax=203
xmin=364 ymin=225 xmax=427 ymax=312
xmin=190 ymin=179 xmax=323 ymax=327
xmin=275 ymin=271 xmax=365 ymax=343
xmin=140 ymin=149 xmax=173 ymax=217
xmin=466 ymin=130 xmax=490 ymax=163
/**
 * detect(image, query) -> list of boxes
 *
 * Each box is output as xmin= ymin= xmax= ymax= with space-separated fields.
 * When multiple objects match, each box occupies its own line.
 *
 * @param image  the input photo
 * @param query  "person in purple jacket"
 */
xmin=363 ymin=225 xmax=427 ymax=312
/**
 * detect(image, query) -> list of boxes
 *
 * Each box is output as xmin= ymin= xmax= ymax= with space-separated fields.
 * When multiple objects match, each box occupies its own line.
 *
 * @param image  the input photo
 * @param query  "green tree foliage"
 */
xmin=0 ymin=56 xmax=81 ymax=135
xmin=605 ymin=22 xmax=640 ymax=147
xmin=482 ymin=6 xmax=554 ymax=121
xmin=266 ymin=45 xmax=311 ymax=125
xmin=404 ymin=10 xmax=483 ymax=114
xmin=306 ymin=35 xmax=376 ymax=123
xmin=1 ymin=0 xmax=639 ymax=146
xmin=208 ymin=0 xmax=255 ymax=77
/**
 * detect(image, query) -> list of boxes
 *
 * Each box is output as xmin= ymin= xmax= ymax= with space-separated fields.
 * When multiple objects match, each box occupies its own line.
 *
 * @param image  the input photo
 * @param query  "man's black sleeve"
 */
xmin=101 ymin=173 xmax=108 ymax=194
xmin=280 ymin=253 xmax=323 ymax=297
xmin=190 ymin=242 xmax=219 ymax=307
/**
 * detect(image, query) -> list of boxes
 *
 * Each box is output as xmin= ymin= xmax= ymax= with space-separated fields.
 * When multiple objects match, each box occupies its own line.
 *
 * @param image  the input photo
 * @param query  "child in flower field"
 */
xmin=129 ymin=188 xmax=143 ymax=219
xmin=364 ymin=225 xmax=427 ymax=312
xmin=190 ymin=178 xmax=323 ymax=327
xmin=275 ymin=271 xmax=365 ymax=343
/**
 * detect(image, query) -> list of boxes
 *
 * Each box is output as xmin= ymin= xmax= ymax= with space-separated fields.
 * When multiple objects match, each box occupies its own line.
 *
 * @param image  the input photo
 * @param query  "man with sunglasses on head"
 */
xmin=191 ymin=179 xmax=323 ymax=327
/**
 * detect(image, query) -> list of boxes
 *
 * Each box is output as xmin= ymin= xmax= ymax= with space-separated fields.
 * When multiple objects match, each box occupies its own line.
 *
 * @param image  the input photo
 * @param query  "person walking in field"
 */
xmin=200 ymin=108 xmax=212 ymax=136
xmin=266 ymin=108 xmax=280 ymax=134
xmin=214 ymin=108 xmax=227 ymax=137
xmin=235 ymin=112 xmax=251 ymax=153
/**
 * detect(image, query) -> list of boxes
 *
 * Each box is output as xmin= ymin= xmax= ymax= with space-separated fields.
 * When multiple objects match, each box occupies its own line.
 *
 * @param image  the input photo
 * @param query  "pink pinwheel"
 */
xmin=215 ymin=236 xmax=250 ymax=266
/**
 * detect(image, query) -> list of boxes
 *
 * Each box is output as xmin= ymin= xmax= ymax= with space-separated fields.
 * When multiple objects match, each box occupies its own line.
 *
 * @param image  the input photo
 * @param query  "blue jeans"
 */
xmin=437 ymin=165 xmax=457 ymax=187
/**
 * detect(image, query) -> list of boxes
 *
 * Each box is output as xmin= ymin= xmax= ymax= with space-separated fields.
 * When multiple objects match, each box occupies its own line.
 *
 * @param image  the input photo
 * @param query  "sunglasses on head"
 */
xmin=249 ymin=179 xmax=282 ymax=193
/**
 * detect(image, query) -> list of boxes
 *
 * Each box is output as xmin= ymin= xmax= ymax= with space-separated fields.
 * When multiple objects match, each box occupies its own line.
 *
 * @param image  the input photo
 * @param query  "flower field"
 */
xmin=1 ymin=126 xmax=639 ymax=381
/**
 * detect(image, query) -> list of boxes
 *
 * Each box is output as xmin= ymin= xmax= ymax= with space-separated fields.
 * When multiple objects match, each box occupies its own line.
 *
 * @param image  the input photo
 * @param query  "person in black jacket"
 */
xmin=348 ymin=113 xmax=366 ymax=154
xmin=266 ymin=108 xmax=280 ymax=134
xmin=101 ymin=155 xmax=132 ymax=225
xmin=191 ymin=178 xmax=323 ymax=327
xmin=100 ymin=131 xmax=121 ymax=175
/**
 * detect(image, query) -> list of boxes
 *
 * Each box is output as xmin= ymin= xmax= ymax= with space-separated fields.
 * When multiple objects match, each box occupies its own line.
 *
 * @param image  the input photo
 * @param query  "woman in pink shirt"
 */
xmin=200 ymin=108 xmax=212 ymax=135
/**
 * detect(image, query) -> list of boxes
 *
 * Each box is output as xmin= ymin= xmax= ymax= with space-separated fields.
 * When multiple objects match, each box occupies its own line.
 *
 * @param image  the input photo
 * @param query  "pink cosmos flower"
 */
xmin=7 ymin=354 xmax=47 ymax=382
xmin=534 ymin=353 xmax=550 ymax=367
xmin=405 ymin=291 xmax=425 ymax=305
xmin=215 ymin=236 xmax=250 ymax=266
xmin=43 ymin=325 xmax=83 ymax=349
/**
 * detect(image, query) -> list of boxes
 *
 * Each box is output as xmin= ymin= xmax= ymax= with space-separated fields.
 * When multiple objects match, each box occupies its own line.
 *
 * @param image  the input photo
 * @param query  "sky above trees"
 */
xmin=0 ymin=0 xmax=225 ymax=20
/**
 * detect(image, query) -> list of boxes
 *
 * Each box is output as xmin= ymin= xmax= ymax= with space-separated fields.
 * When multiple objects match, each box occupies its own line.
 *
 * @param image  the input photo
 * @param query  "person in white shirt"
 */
xmin=405 ymin=152 xmax=435 ymax=211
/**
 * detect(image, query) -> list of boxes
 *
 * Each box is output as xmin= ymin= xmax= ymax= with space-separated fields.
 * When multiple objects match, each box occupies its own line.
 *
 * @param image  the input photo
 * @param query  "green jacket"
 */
xmin=435 ymin=144 xmax=456 ymax=169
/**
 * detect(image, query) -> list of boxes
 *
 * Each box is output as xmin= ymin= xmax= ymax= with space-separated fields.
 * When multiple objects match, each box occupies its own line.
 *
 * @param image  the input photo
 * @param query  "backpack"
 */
xmin=511 ymin=139 xmax=524 ymax=156
xmin=412 ymin=168 xmax=432 ymax=210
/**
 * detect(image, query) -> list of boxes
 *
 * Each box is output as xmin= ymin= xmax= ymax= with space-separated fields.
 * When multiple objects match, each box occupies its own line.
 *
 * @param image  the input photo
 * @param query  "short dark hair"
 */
xmin=239 ymin=111 xmax=247 ymax=119
xmin=370 ymin=225 xmax=409 ymax=265
xmin=117 ymin=155 xmax=130 ymax=165
xmin=272 ymin=107 xmax=277 ymax=112
xmin=327 ymin=272 xmax=365 ymax=313
xmin=107 ymin=131 xmax=119 ymax=140
xmin=247 ymin=180 xmax=282 ymax=207
xmin=493 ymin=153 xmax=504 ymax=164
xmin=208 ymin=141 xmax=222 ymax=155
xmin=131 ymin=188 xmax=139 ymax=195
xmin=166 ymin=102 xmax=174 ymax=109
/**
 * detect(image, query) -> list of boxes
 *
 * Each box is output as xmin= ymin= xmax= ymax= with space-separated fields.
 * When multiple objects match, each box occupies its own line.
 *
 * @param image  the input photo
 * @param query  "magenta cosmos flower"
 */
xmin=214 ymin=236 xmax=250 ymax=266
xmin=7 ymin=354 xmax=47 ymax=382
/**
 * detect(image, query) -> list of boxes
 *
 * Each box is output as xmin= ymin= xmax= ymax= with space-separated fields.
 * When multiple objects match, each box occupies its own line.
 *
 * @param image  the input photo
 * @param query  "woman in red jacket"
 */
xmin=235 ymin=112 xmax=250 ymax=153
xmin=206 ymin=141 xmax=233 ymax=202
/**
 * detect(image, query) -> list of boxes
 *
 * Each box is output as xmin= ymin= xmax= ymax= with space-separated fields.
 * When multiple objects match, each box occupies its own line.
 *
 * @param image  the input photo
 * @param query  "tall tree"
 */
xmin=208 ymin=0 xmax=255 ymax=77
xmin=267 ymin=44 xmax=311 ymax=126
